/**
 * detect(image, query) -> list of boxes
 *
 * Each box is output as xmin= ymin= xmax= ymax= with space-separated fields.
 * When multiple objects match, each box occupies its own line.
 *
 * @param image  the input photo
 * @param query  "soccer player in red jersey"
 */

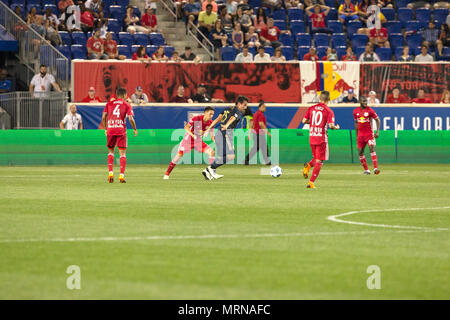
xmin=353 ymin=96 xmax=381 ymax=175
xmin=302 ymin=91 xmax=340 ymax=189
xmin=101 ymin=87 xmax=137 ymax=183
xmin=164 ymin=107 xmax=216 ymax=179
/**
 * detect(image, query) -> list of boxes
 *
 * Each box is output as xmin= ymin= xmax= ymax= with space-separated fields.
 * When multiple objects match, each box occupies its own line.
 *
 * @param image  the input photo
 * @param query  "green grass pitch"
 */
xmin=0 ymin=164 xmax=449 ymax=299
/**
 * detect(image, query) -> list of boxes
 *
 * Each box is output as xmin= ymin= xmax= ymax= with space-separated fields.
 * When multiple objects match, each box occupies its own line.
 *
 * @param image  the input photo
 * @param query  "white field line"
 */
xmin=327 ymin=207 xmax=450 ymax=231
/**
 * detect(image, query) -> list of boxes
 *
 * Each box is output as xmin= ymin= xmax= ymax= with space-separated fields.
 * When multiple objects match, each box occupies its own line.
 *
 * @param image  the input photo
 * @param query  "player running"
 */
xmin=353 ymin=96 xmax=381 ymax=175
xmin=202 ymin=95 xmax=251 ymax=180
xmin=102 ymin=87 xmax=137 ymax=183
xmin=164 ymin=107 xmax=216 ymax=179
xmin=302 ymin=91 xmax=340 ymax=189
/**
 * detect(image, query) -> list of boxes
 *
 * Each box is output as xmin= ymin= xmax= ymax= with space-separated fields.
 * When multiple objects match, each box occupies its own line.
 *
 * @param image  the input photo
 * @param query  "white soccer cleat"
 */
xmin=363 ymin=170 xmax=371 ymax=175
xmin=202 ymin=169 xmax=213 ymax=180
xmin=163 ymin=175 xmax=169 ymax=180
xmin=207 ymin=166 xmax=223 ymax=179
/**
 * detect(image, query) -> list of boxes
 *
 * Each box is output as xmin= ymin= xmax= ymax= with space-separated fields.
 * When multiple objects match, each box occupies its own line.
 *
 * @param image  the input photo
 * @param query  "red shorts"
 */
xmin=178 ymin=137 xmax=210 ymax=154
xmin=310 ymin=142 xmax=329 ymax=161
xmin=107 ymin=134 xmax=127 ymax=149
xmin=357 ymin=135 xmax=376 ymax=149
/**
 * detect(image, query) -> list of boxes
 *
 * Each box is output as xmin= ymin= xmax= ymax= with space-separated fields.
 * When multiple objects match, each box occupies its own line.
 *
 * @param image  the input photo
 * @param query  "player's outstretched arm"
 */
xmin=203 ymin=114 xmax=223 ymax=138
xmin=184 ymin=122 xmax=196 ymax=139
xmin=129 ymin=115 xmax=138 ymax=137
xmin=221 ymin=116 xmax=236 ymax=131
xmin=329 ymin=123 xmax=340 ymax=130
xmin=101 ymin=112 xmax=108 ymax=135
xmin=374 ymin=117 xmax=381 ymax=138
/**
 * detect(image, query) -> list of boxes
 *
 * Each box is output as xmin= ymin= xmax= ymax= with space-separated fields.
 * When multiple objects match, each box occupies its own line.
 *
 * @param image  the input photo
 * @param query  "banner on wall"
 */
xmin=300 ymin=61 xmax=360 ymax=104
xmin=72 ymin=62 xmax=302 ymax=103
xmin=360 ymin=63 xmax=450 ymax=103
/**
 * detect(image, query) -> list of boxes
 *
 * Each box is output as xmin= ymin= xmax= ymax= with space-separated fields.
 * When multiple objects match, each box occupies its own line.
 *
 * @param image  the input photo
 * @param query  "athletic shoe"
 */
xmin=303 ymin=163 xmax=311 ymax=179
xmin=364 ymin=170 xmax=371 ymax=175
xmin=119 ymin=174 xmax=126 ymax=183
xmin=374 ymin=168 xmax=380 ymax=175
xmin=163 ymin=175 xmax=169 ymax=180
xmin=207 ymin=166 xmax=223 ymax=179
xmin=108 ymin=172 xmax=114 ymax=183
xmin=306 ymin=181 xmax=316 ymax=189
xmin=202 ymin=169 xmax=212 ymax=180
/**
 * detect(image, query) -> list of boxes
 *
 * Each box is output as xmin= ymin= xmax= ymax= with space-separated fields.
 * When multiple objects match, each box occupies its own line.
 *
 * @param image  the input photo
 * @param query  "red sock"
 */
xmin=359 ymin=155 xmax=369 ymax=171
xmin=107 ymin=153 xmax=114 ymax=172
xmin=370 ymin=152 xmax=378 ymax=169
xmin=120 ymin=155 xmax=126 ymax=175
xmin=310 ymin=161 xmax=323 ymax=183
xmin=166 ymin=161 xmax=176 ymax=176
xmin=308 ymin=159 xmax=315 ymax=167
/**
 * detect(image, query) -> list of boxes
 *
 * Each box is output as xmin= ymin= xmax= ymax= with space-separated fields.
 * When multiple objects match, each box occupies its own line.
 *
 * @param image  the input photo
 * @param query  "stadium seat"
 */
xmin=398 ymin=8 xmax=413 ymax=27
xmin=111 ymin=32 xmax=119 ymax=43
xmin=40 ymin=45 xmax=52 ymax=66
xmin=43 ymin=4 xmax=57 ymax=14
xmin=347 ymin=21 xmax=363 ymax=39
xmin=118 ymin=32 xmax=133 ymax=46
xmin=71 ymin=31 xmax=86 ymax=45
xmin=381 ymin=8 xmax=395 ymax=21
xmin=271 ymin=9 xmax=286 ymax=21
xmin=394 ymin=46 xmax=404 ymax=60
xmin=316 ymin=46 xmax=327 ymax=59
xmin=133 ymin=32 xmax=149 ymax=46
xmin=314 ymin=33 xmax=329 ymax=47
xmin=405 ymin=21 xmax=420 ymax=32
xmin=56 ymin=57 xmax=69 ymax=80
xmin=415 ymin=8 xmax=431 ymax=25
xmin=351 ymin=34 xmax=368 ymax=48
xmin=27 ymin=0 xmax=40 ymax=5
xmin=389 ymin=33 xmax=404 ymax=48
xmin=10 ymin=0 xmax=25 ymax=5
xmin=58 ymin=31 xmax=71 ymax=46
xmin=375 ymin=47 xmax=392 ymax=61
xmin=163 ymin=45 xmax=175 ymax=58
xmin=355 ymin=46 xmax=365 ymax=58
xmin=56 ymin=45 xmax=71 ymax=59
xmin=264 ymin=46 xmax=274 ymax=56
xmin=297 ymin=46 xmax=310 ymax=60
xmin=115 ymin=0 xmax=130 ymax=7
xmin=107 ymin=19 xmax=121 ymax=33
xmin=117 ymin=45 xmax=131 ymax=59
xmin=71 ymin=44 xmax=87 ymax=59
xmin=406 ymin=33 xmax=422 ymax=49
xmin=273 ymin=20 xmax=287 ymax=30
xmin=331 ymin=33 xmax=346 ymax=48
xmin=335 ymin=46 xmax=346 ymax=59
xmin=287 ymin=8 xmax=303 ymax=21
xmin=433 ymin=8 xmax=448 ymax=24
xmin=279 ymin=33 xmax=293 ymax=46
xmin=327 ymin=8 xmax=338 ymax=21
xmin=131 ymin=44 xmax=141 ymax=55
xmin=291 ymin=20 xmax=305 ymax=35
xmin=109 ymin=5 xmax=124 ymax=21
xmin=146 ymin=45 xmax=158 ymax=57
xmin=396 ymin=0 xmax=411 ymax=8
xmin=133 ymin=6 xmax=141 ymax=19
xmin=296 ymin=33 xmax=311 ymax=47
xmin=221 ymin=46 xmax=236 ymax=61
xmin=328 ymin=20 xmax=343 ymax=34
xmin=149 ymin=33 xmax=165 ymax=46
xmin=42 ymin=0 xmax=56 ymax=5
xmin=102 ymin=0 xmax=114 ymax=8
xmin=281 ymin=46 xmax=293 ymax=60
xmin=412 ymin=46 xmax=430 ymax=56
xmin=324 ymin=0 xmax=336 ymax=7
xmin=248 ymin=46 xmax=256 ymax=56
xmin=385 ymin=21 xmax=402 ymax=34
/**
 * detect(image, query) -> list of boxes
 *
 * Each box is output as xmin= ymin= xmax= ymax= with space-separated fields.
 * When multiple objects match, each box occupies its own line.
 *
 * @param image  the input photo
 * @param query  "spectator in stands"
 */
xmin=440 ymin=90 xmax=450 ymax=104
xmin=202 ymin=0 xmax=218 ymax=13
xmin=211 ymin=20 xmax=228 ymax=60
xmin=60 ymin=104 xmax=83 ymax=130
xmin=324 ymin=48 xmax=338 ymax=61
xmin=0 ymin=68 xmax=12 ymax=93
xmin=238 ymin=0 xmax=253 ymax=12
xmin=271 ymin=47 xmax=286 ymax=61
xmin=386 ymin=87 xmax=409 ymax=103
xmin=170 ymin=85 xmax=194 ymax=102
xmin=411 ymin=88 xmax=432 ymax=103
xmin=141 ymin=7 xmax=158 ymax=33
xmin=180 ymin=46 xmax=197 ymax=60
xmin=357 ymin=0 xmax=386 ymax=36
xmin=368 ymin=91 xmax=380 ymax=104
xmin=420 ymin=21 xmax=439 ymax=51
xmin=306 ymin=4 xmax=332 ymax=35
xmin=342 ymin=46 xmax=357 ymax=61
xmin=29 ymin=65 xmax=61 ymax=98
xmin=437 ymin=23 xmax=450 ymax=57
xmin=369 ymin=26 xmax=390 ymax=48
xmin=124 ymin=6 xmax=148 ymax=34
xmin=43 ymin=7 xmax=60 ymax=31
xmin=82 ymin=87 xmax=103 ymax=102
xmin=304 ymin=0 xmax=325 ymax=8
xmin=191 ymin=83 xmax=223 ymax=102
xmin=87 ymin=29 xmax=107 ymax=60
xmin=262 ymin=0 xmax=282 ymax=13
xmin=359 ymin=44 xmax=380 ymax=61
xmin=197 ymin=4 xmax=218 ymax=47
xmin=45 ymin=17 xmax=63 ymax=46
xmin=226 ymin=0 xmax=238 ymax=16
xmin=303 ymin=47 xmax=319 ymax=61
xmin=235 ymin=45 xmax=254 ymax=62
xmin=341 ymin=88 xmax=358 ymax=103
xmin=174 ymin=0 xmax=185 ymax=19
xmin=131 ymin=86 xmax=149 ymax=104
xmin=104 ymin=32 xmax=126 ymax=60
xmin=254 ymin=46 xmax=271 ymax=62
xmin=285 ymin=0 xmax=302 ymax=9
xmin=338 ymin=0 xmax=360 ymax=26
xmin=152 ymin=46 xmax=169 ymax=61
xmin=378 ymin=0 xmax=393 ymax=8
xmin=397 ymin=46 xmax=412 ymax=61
xmin=132 ymin=45 xmax=151 ymax=62
xmin=219 ymin=7 xmax=234 ymax=33
xmin=236 ymin=7 xmax=252 ymax=33
xmin=246 ymin=26 xmax=261 ymax=48
xmin=26 ymin=6 xmax=41 ymax=26
xmin=232 ymin=23 xmax=245 ymax=51
xmin=184 ymin=0 xmax=202 ymax=33
xmin=414 ymin=44 xmax=433 ymax=62
xmin=58 ymin=0 xmax=74 ymax=13
xmin=79 ymin=3 xmax=95 ymax=33
xmin=85 ymin=0 xmax=103 ymax=19
xmin=260 ymin=18 xmax=291 ymax=48
xmin=170 ymin=51 xmax=183 ymax=62
xmin=254 ymin=7 xmax=267 ymax=33
xmin=13 ymin=5 xmax=25 ymax=20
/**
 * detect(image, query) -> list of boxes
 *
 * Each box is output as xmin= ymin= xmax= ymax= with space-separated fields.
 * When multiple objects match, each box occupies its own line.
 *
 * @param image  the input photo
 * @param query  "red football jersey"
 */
xmin=311 ymin=12 xmax=326 ymax=28
xmin=103 ymin=98 xmax=133 ymax=136
xmin=303 ymin=103 xmax=335 ymax=144
xmin=252 ymin=110 xmax=267 ymax=133
xmin=186 ymin=115 xmax=212 ymax=140
xmin=353 ymin=106 xmax=378 ymax=137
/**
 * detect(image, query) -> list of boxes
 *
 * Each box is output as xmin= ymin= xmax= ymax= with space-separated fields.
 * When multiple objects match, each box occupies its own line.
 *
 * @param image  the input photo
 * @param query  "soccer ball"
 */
xmin=270 ymin=166 xmax=283 ymax=178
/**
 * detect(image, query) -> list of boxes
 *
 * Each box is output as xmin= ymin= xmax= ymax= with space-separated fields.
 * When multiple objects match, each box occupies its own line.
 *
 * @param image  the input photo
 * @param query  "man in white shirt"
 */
xmin=368 ymin=91 xmax=380 ymax=104
xmin=60 ymin=104 xmax=83 ymax=130
xmin=254 ymin=46 xmax=271 ymax=62
xmin=235 ymin=45 xmax=253 ymax=62
xmin=131 ymin=86 xmax=149 ymax=104
xmin=29 ymin=64 xmax=62 ymax=98
xmin=414 ymin=45 xmax=434 ymax=62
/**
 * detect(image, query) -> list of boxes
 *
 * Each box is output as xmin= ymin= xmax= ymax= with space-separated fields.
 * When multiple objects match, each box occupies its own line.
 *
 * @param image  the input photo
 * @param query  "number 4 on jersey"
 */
xmin=113 ymin=105 xmax=120 ymax=117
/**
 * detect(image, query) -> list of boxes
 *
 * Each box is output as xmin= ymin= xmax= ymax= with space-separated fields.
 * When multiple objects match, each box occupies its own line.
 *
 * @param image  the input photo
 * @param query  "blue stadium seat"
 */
xmin=381 ymin=8 xmax=395 ymax=21
xmin=405 ymin=20 xmax=420 ymax=32
xmin=43 ymin=3 xmax=57 ymax=14
xmin=117 ymin=45 xmax=131 ymax=59
xmin=313 ymin=33 xmax=329 ymax=47
xmin=133 ymin=6 xmax=141 ymax=19
xmin=71 ymin=31 xmax=86 ymax=45
xmin=42 ymin=0 xmax=56 ymax=5
xmin=331 ymin=33 xmax=346 ymax=48
xmin=27 ymin=0 xmax=40 ymax=4
xmin=385 ymin=21 xmax=402 ymax=34
xmin=273 ymin=20 xmax=287 ymax=30
xmin=107 ymin=19 xmax=121 ymax=33
xmin=297 ymin=46 xmax=310 ymax=60
xmin=102 ymin=0 xmax=114 ymax=8
xmin=398 ymin=8 xmax=413 ymax=27
xmin=56 ymin=57 xmax=70 ymax=80
xmin=248 ymin=46 xmax=256 ymax=56
xmin=347 ymin=20 xmax=363 ymax=39
xmin=412 ymin=46 xmax=430 ymax=56
xmin=415 ymin=8 xmax=430 ymax=24
xmin=296 ymin=33 xmax=311 ymax=47
xmin=134 ymin=32 xmax=149 ymax=46
xmin=71 ymin=45 xmax=87 ymax=59
xmin=115 ymin=0 xmax=130 ymax=7
xmin=316 ymin=46 xmax=327 ymax=59
xmin=351 ymin=33 xmax=368 ymax=48
xmin=111 ymin=32 xmax=119 ymax=43
xmin=328 ymin=20 xmax=343 ymax=34
xmin=118 ymin=32 xmax=133 ymax=46
xmin=355 ymin=46 xmax=365 ymax=58
xmin=394 ymin=46 xmax=404 ymax=60
xmin=375 ymin=47 xmax=392 ymax=61
xmin=406 ymin=33 xmax=422 ymax=48
xmin=396 ymin=0 xmax=411 ymax=8
xmin=389 ymin=33 xmax=404 ymax=48
xmin=163 ymin=45 xmax=175 ymax=58
xmin=324 ymin=0 xmax=336 ymax=7
xmin=146 ymin=45 xmax=158 ymax=57
xmin=433 ymin=8 xmax=448 ymax=24
xmin=279 ymin=33 xmax=293 ymax=46
xmin=149 ymin=32 xmax=165 ymax=45
xmin=271 ymin=9 xmax=286 ymax=21
xmin=264 ymin=46 xmax=274 ymax=56
xmin=288 ymin=8 xmax=303 ymax=21
xmin=109 ymin=5 xmax=124 ymax=21
xmin=221 ymin=46 xmax=236 ymax=61
xmin=10 ymin=0 xmax=25 ymax=5
xmin=335 ymin=46 xmax=346 ymax=59
xmin=281 ymin=46 xmax=293 ymax=60
xmin=58 ymin=31 xmax=72 ymax=45
xmin=327 ymin=8 xmax=338 ymax=21
xmin=11 ymin=3 xmax=25 ymax=13
xmin=131 ymin=44 xmax=141 ymax=55
xmin=291 ymin=20 xmax=305 ymax=34
xmin=56 ymin=45 xmax=71 ymax=59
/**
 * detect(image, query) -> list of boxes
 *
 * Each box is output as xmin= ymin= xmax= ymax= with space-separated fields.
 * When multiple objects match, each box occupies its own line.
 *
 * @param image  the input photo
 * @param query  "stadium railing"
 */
xmin=0 ymin=2 xmax=69 ymax=90
xmin=0 ymin=91 xmax=69 ymax=129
